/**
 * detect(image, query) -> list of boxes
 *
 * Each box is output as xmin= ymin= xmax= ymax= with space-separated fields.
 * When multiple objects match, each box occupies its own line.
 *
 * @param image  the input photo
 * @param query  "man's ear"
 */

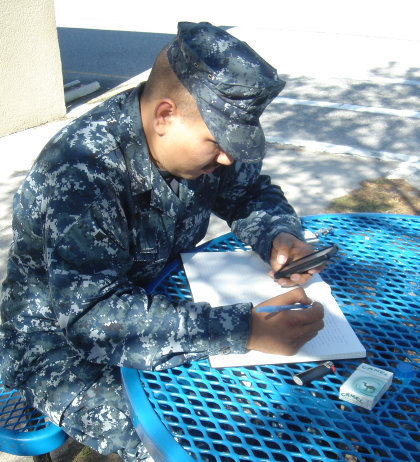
xmin=153 ymin=99 xmax=176 ymax=136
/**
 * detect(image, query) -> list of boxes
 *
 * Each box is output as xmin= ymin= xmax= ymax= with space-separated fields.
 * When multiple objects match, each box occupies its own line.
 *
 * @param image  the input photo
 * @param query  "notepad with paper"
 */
xmin=181 ymin=250 xmax=366 ymax=368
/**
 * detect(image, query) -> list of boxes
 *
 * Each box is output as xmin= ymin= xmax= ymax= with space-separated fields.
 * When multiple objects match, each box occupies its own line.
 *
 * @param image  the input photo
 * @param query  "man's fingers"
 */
xmin=272 ymin=287 xmax=312 ymax=305
xmin=291 ymin=301 xmax=324 ymax=323
xmin=292 ymin=312 xmax=325 ymax=350
xmin=294 ymin=324 xmax=323 ymax=350
xmin=277 ymin=254 xmax=287 ymax=266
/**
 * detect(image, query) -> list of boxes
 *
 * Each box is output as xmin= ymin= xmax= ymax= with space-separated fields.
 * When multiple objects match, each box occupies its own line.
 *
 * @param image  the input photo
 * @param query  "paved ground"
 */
xmin=1 ymin=1 xmax=419 ymax=460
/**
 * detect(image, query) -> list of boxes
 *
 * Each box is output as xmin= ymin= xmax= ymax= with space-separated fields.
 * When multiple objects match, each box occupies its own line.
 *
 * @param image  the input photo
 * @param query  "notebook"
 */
xmin=181 ymin=249 xmax=366 ymax=368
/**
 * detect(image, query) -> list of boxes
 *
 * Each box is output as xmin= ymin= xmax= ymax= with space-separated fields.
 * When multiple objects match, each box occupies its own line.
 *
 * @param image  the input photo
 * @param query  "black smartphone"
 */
xmin=274 ymin=244 xmax=339 ymax=279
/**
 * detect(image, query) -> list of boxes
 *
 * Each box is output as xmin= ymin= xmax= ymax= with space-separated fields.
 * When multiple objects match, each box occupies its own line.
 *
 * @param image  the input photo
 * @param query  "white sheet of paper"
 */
xmin=181 ymin=250 xmax=366 ymax=367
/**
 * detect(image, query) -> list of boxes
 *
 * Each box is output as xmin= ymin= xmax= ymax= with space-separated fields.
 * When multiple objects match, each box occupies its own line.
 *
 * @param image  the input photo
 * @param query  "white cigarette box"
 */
xmin=339 ymin=363 xmax=393 ymax=410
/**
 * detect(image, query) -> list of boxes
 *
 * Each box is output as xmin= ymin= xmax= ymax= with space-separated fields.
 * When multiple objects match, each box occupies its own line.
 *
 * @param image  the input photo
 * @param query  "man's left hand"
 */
xmin=269 ymin=232 xmax=324 ymax=287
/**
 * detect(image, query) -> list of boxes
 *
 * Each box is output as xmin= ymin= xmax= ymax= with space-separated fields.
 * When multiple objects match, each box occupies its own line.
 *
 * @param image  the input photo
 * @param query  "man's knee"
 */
xmin=60 ymin=366 xmax=143 ymax=456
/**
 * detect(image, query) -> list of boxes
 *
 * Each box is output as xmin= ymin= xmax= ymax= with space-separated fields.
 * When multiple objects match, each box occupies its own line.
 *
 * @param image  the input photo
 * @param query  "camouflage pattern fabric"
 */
xmin=60 ymin=365 xmax=151 ymax=461
xmin=0 ymin=84 xmax=303 ymax=456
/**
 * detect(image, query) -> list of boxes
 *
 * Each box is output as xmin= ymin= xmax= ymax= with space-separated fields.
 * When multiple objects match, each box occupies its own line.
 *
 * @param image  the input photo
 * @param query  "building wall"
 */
xmin=0 ymin=0 xmax=65 ymax=137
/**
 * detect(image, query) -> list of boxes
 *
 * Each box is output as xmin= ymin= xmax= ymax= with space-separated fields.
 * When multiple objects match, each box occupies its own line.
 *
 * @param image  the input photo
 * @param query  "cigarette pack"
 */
xmin=339 ymin=363 xmax=393 ymax=410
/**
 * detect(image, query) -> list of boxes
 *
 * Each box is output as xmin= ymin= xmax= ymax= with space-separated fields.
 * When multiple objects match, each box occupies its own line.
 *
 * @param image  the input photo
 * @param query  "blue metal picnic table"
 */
xmin=122 ymin=213 xmax=419 ymax=462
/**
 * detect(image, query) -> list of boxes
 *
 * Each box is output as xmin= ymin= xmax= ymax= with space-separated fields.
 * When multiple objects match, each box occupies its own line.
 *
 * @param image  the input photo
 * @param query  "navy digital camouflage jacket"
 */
xmin=0 ymin=85 xmax=302 ymax=420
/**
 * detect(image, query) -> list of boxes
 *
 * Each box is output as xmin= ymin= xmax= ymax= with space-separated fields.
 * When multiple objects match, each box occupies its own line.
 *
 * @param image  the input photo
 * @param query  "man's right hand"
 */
xmin=246 ymin=288 xmax=324 ymax=356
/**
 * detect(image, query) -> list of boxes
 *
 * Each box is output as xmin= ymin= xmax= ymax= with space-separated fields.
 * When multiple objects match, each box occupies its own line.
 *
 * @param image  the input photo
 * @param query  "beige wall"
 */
xmin=0 ymin=0 xmax=65 ymax=137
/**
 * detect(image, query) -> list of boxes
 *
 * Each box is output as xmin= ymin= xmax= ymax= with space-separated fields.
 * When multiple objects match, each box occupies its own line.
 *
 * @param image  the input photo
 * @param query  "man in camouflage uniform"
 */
xmin=0 ymin=23 xmax=324 ymax=460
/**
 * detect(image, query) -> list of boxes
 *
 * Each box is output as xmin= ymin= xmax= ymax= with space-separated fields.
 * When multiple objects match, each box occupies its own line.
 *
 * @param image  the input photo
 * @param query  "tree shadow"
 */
xmin=261 ymin=144 xmax=401 ymax=217
xmin=260 ymin=62 xmax=419 ymax=216
xmin=263 ymin=62 xmax=420 ymax=159
xmin=0 ymin=169 xmax=27 ymax=228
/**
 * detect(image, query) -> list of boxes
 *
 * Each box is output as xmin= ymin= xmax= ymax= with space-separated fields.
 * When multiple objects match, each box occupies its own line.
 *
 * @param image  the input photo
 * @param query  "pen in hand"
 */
xmin=255 ymin=303 xmax=312 ymax=313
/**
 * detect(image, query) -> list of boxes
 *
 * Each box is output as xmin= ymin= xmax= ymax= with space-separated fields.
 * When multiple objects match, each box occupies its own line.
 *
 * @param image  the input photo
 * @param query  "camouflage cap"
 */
xmin=167 ymin=22 xmax=286 ymax=163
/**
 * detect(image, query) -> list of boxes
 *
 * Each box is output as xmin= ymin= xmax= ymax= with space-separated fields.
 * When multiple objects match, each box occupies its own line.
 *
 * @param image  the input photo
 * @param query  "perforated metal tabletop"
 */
xmin=122 ymin=214 xmax=419 ymax=462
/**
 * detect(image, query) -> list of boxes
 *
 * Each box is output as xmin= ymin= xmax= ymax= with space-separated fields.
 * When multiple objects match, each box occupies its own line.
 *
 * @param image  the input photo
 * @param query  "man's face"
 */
xmin=151 ymin=112 xmax=235 ymax=179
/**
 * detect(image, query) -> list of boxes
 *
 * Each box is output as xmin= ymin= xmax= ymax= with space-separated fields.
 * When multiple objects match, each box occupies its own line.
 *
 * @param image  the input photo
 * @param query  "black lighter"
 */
xmin=293 ymin=361 xmax=335 ymax=386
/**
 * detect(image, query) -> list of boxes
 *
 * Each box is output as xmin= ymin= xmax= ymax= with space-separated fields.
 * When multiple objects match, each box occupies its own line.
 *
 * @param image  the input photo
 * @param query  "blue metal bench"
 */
xmin=0 ymin=379 xmax=67 ymax=459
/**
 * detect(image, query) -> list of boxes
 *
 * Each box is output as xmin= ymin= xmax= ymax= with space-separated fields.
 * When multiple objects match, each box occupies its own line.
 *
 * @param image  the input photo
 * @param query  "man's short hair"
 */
xmin=142 ymin=46 xmax=199 ymax=119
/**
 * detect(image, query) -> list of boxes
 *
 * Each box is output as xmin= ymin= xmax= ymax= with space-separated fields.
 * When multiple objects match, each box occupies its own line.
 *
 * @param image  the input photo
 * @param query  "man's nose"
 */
xmin=216 ymin=151 xmax=235 ymax=166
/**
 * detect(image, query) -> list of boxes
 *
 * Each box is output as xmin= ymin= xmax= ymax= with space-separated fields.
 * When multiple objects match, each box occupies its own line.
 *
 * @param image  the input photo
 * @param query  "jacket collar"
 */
xmin=116 ymin=84 xmax=153 ymax=196
xmin=116 ymin=84 xmax=194 ymax=215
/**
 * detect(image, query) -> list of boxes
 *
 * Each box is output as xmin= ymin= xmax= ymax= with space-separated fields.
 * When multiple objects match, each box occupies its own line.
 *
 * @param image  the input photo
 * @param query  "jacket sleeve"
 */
xmin=212 ymin=161 xmax=304 ymax=262
xmin=45 ymin=162 xmax=251 ymax=371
